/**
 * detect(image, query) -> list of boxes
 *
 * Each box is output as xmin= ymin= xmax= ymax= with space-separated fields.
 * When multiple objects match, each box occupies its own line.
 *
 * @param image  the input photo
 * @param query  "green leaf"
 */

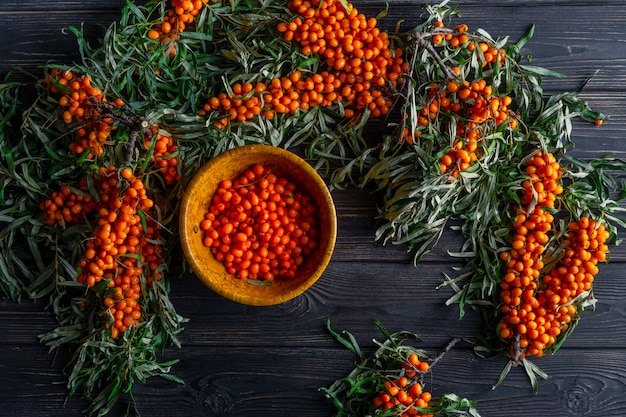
xmin=326 ymin=319 xmax=364 ymax=359
xmin=492 ymin=360 xmax=513 ymax=390
xmin=520 ymin=64 xmax=567 ymax=78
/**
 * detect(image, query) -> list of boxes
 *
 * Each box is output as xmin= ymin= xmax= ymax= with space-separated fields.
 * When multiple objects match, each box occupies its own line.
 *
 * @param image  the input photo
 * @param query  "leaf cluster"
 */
xmin=1 ymin=0 xmax=624 ymax=412
xmin=321 ymin=320 xmax=481 ymax=417
xmin=0 ymin=4 xmax=198 ymax=414
xmin=322 ymin=0 xmax=625 ymax=317
xmin=0 ymin=0 xmax=379 ymax=414
xmin=320 ymin=0 xmax=626 ymax=392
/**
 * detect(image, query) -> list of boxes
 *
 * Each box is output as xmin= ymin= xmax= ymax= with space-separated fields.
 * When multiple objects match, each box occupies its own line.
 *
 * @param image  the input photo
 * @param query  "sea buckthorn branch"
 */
xmin=83 ymin=97 xmax=154 ymax=162
xmin=43 ymin=66 xmax=183 ymax=186
xmin=199 ymin=0 xmax=407 ymax=132
xmin=481 ymin=81 xmax=616 ymax=256
xmin=127 ymin=0 xmax=398 ymax=175
xmin=44 ymin=68 xmax=121 ymax=158
xmin=400 ymin=20 xmax=517 ymax=164
xmin=147 ymin=0 xmax=217 ymax=57
xmin=2 ymin=60 xmax=187 ymax=415
xmin=146 ymin=0 xmax=369 ymax=163
xmin=66 ymin=3 xmax=218 ymax=117
xmin=38 ymin=165 xmax=185 ymax=416
xmin=322 ymin=320 xmax=481 ymax=417
xmin=329 ymin=10 xmax=523 ymax=262
xmin=477 ymin=151 xmax=614 ymax=392
xmin=399 ymin=19 xmax=513 ymax=152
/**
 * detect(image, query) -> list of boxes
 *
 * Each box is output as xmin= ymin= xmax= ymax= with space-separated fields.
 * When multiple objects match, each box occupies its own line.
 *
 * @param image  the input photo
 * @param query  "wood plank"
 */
xmin=0 ymin=1 xmax=126 ymax=10
xmin=1 ymin=344 xmax=625 ymax=417
xmin=1 ymin=4 xmax=625 ymax=94
xmin=0 ymin=12 xmax=118 ymax=76
xmin=2 ymin=260 xmax=625 ymax=349
xmin=0 ymin=1 xmax=625 ymax=417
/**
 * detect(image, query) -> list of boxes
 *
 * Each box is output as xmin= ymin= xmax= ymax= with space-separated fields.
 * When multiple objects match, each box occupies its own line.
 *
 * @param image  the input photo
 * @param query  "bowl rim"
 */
xmin=179 ymin=144 xmax=337 ymax=306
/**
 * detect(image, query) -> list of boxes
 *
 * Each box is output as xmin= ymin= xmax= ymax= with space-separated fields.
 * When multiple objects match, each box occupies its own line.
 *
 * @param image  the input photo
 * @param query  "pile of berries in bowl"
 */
xmin=179 ymin=144 xmax=337 ymax=306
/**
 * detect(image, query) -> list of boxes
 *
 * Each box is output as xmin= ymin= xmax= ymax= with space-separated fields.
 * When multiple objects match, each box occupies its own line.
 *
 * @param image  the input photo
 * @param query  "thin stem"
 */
xmin=411 ymin=29 xmax=459 ymax=81
xmin=429 ymin=337 xmax=462 ymax=368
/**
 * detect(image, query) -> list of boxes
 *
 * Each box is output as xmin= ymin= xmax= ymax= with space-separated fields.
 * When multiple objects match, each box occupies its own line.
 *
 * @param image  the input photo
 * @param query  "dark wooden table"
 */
xmin=1 ymin=1 xmax=626 ymax=416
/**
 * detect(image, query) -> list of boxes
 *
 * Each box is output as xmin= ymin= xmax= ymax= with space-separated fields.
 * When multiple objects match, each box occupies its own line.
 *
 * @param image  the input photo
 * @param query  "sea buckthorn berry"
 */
xmin=497 ymin=151 xmax=608 ymax=361
xmin=143 ymin=127 xmax=181 ymax=184
xmin=201 ymin=0 xmax=405 ymax=126
xmin=201 ymin=164 xmax=319 ymax=281
xmin=370 ymin=351 xmax=434 ymax=416
xmin=59 ymin=166 xmax=165 ymax=338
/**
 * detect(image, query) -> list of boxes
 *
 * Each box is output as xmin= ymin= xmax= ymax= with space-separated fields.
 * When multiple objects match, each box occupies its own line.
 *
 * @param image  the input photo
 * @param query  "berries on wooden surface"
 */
xmin=399 ymin=19 xmax=518 ymax=179
xmin=199 ymin=0 xmax=406 ymax=126
xmin=45 ymin=68 xmax=122 ymax=158
xmin=45 ymin=167 xmax=166 ymax=338
xmin=371 ymin=352 xmax=434 ymax=416
xmin=498 ymin=151 xmax=609 ymax=361
xmin=201 ymin=164 xmax=319 ymax=281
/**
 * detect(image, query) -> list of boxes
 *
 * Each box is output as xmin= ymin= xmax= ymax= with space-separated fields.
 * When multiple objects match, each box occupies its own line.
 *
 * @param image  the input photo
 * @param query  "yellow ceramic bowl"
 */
xmin=179 ymin=144 xmax=337 ymax=306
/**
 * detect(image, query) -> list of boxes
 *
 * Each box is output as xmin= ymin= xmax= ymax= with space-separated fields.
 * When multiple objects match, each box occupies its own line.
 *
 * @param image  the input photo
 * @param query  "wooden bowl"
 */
xmin=179 ymin=144 xmax=337 ymax=306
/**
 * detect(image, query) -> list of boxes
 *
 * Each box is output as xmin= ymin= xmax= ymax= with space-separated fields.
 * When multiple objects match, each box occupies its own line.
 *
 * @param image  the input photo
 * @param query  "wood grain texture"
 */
xmin=1 ymin=1 xmax=626 ymax=417
xmin=0 ymin=12 xmax=117 ymax=76
xmin=3 ymin=345 xmax=626 ymax=417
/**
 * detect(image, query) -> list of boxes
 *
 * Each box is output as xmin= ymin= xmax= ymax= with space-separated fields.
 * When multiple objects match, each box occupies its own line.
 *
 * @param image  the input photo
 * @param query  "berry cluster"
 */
xmin=200 ymin=0 xmax=406 ymax=127
xmin=44 ymin=69 xmax=181 ymax=184
xmin=40 ymin=182 xmax=97 ymax=226
xmin=200 ymin=72 xmax=345 ymax=127
xmin=401 ymin=21 xmax=517 ymax=179
xmin=432 ymin=22 xmax=507 ymax=66
xmin=435 ymin=81 xmax=516 ymax=177
xmin=200 ymin=81 xmax=274 ymax=127
xmin=64 ymin=167 xmax=164 ymax=338
xmin=201 ymin=164 xmax=319 ymax=281
xmin=498 ymin=152 xmax=609 ymax=360
xmin=144 ymin=126 xmax=181 ymax=184
xmin=45 ymin=68 xmax=123 ymax=157
xmin=147 ymin=0 xmax=213 ymax=57
xmin=371 ymin=353 xmax=433 ymax=416
xmin=280 ymin=0 xmax=406 ymax=114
